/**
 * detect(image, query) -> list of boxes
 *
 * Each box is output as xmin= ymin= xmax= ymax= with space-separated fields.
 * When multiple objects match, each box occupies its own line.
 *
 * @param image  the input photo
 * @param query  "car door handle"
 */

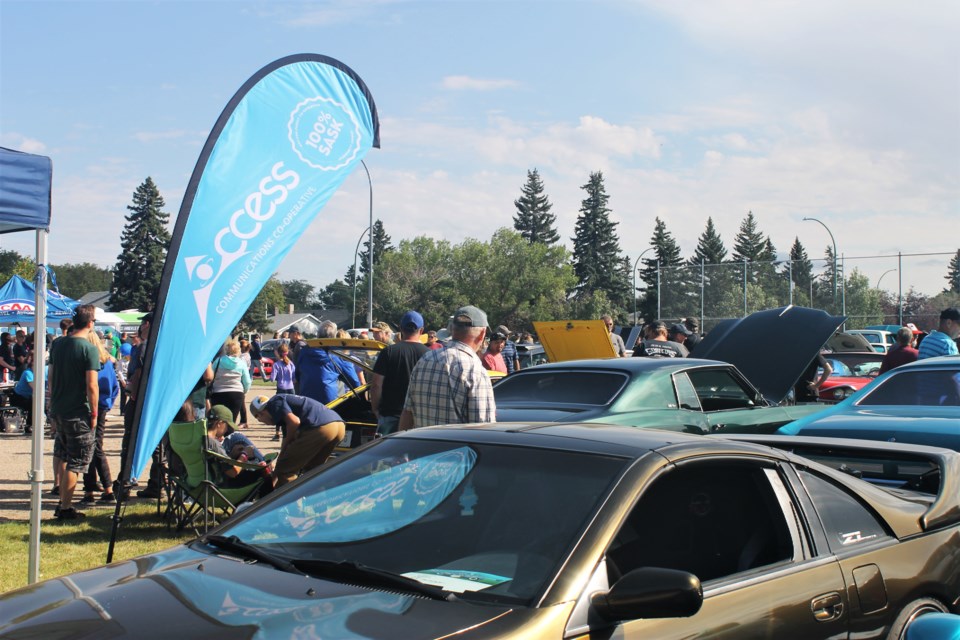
xmin=811 ymin=592 xmax=844 ymax=622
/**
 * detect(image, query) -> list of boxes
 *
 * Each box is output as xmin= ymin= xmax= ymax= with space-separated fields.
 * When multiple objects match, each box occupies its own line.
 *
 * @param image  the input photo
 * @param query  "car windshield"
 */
xmin=494 ymin=370 xmax=628 ymax=405
xmin=221 ymin=438 xmax=628 ymax=604
xmin=857 ymin=369 xmax=960 ymax=407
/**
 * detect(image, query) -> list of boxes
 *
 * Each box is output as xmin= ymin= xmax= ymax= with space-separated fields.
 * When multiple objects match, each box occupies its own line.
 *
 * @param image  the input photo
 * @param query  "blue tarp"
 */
xmin=0 ymin=147 xmax=52 ymax=233
xmin=0 ymin=274 xmax=78 ymax=324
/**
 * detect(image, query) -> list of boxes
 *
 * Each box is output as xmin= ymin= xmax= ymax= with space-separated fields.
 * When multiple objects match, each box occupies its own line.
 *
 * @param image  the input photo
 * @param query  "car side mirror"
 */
xmin=591 ymin=567 xmax=702 ymax=622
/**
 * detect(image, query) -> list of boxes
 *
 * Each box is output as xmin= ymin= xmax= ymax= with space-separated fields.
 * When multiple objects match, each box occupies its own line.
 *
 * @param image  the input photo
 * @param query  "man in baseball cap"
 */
xmin=399 ymin=304 xmax=496 ymax=430
xmin=918 ymin=308 xmax=960 ymax=359
xmin=370 ymin=310 xmax=429 ymax=436
xmin=249 ymin=394 xmax=346 ymax=487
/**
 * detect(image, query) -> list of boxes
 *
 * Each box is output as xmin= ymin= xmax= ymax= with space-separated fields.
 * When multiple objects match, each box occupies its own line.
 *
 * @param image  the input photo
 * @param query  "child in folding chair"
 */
xmin=206 ymin=405 xmax=272 ymax=490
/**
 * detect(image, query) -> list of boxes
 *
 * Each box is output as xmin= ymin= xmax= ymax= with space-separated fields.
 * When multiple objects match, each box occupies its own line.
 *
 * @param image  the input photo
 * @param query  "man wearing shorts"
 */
xmin=249 ymin=394 xmax=345 ymax=488
xmin=48 ymin=304 xmax=100 ymax=520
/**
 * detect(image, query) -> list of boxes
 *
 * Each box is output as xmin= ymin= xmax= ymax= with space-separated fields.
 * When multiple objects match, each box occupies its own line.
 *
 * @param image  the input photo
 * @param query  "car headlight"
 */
xmin=832 ymin=388 xmax=849 ymax=400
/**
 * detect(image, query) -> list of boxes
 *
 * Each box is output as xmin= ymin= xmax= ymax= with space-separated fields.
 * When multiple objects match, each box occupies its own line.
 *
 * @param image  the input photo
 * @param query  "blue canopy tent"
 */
xmin=0 ymin=146 xmax=54 ymax=584
xmin=0 ymin=274 xmax=79 ymax=326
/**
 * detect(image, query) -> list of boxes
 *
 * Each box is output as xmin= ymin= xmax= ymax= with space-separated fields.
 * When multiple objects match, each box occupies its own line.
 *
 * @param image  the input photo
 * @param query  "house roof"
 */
xmin=78 ymin=291 xmax=111 ymax=307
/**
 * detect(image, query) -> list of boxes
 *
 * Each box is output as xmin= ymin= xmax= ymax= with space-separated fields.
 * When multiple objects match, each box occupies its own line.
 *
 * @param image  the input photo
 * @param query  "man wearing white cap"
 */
xmin=399 ymin=305 xmax=496 ymax=430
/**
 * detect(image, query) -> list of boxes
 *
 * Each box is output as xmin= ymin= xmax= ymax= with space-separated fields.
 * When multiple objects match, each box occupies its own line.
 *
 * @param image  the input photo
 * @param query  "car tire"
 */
xmin=886 ymin=597 xmax=948 ymax=640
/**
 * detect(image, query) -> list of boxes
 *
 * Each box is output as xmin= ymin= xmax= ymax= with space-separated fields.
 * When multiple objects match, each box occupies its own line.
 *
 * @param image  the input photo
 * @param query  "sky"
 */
xmin=1 ymin=0 xmax=958 ymax=301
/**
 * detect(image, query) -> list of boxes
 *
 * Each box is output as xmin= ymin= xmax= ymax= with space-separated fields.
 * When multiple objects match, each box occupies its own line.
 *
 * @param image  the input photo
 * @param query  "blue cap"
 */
xmin=400 ymin=310 xmax=424 ymax=331
xmin=120 ymin=343 xmax=132 ymax=356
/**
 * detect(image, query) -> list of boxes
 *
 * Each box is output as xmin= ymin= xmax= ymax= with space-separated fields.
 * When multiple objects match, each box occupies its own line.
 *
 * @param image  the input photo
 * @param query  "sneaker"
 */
xmin=136 ymin=488 xmax=160 ymax=499
xmin=49 ymin=486 xmax=59 ymax=496
xmin=55 ymin=508 xmax=86 ymax=520
xmin=271 ymin=434 xmax=280 ymax=441
xmin=79 ymin=494 xmax=96 ymax=504
xmin=99 ymin=493 xmax=117 ymax=504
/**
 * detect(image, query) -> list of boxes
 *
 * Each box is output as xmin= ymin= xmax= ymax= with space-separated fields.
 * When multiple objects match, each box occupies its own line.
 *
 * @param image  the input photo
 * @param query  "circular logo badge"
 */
xmin=288 ymin=97 xmax=363 ymax=171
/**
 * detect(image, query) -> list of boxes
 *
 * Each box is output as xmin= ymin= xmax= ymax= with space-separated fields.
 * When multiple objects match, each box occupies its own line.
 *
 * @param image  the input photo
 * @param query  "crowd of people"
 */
xmin=14 ymin=298 xmax=959 ymax=521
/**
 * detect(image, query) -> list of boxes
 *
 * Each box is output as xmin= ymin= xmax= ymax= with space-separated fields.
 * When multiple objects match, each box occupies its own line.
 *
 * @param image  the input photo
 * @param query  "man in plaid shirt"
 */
xmin=399 ymin=305 xmax=496 ymax=429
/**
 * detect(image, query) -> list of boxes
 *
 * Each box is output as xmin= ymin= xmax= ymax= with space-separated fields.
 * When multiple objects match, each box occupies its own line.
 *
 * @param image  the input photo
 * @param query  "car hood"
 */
xmin=690 ymin=306 xmax=845 ymax=404
xmin=0 ymin=546 xmax=518 ymax=640
xmin=532 ymin=320 xmax=618 ymax=362
xmin=788 ymin=408 xmax=960 ymax=449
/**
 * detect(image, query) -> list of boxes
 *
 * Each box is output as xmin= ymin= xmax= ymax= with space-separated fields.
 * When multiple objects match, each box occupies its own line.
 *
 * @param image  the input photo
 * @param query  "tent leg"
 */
xmin=27 ymin=229 xmax=49 ymax=585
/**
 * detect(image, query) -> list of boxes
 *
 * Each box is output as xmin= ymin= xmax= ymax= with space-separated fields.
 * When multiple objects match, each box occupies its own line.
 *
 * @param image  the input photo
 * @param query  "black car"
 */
xmin=2 ymin=424 xmax=957 ymax=638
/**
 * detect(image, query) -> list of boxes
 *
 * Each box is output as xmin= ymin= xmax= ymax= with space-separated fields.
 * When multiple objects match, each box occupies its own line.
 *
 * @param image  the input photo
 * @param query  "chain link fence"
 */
xmin=642 ymin=251 xmax=957 ymax=333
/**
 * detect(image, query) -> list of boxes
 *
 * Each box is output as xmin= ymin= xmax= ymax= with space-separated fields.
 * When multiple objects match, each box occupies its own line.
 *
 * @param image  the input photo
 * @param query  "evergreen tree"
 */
xmin=788 ymin=237 xmax=814 ymax=305
xmin=570 ymin=171 xmax=631 ymax=314
xmin=689 ymin=217 xmax=728 ymax=266
xmin=513 ymin=168 xmax=559 ymax=244
xmin=639 ymin=217 xmax=685 ymax=320
xmin=731 ymin=211 xmax=768 ymax=282
xmin=813 ymin=245 xmax=841 ymax=313
xmin=110 ymin=177 xmax=171 ymax=311
xmin=358 ymin=219 xmax=393 ymax=278
xmin=945 ymin=249 xmax=960 ymax=294
xmin=689 ymin=217 xmax=734 ymax=321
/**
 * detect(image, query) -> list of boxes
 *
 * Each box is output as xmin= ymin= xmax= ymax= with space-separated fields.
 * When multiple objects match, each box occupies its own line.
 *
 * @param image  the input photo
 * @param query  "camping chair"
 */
xmin=165 ymin=420 xmax=275 ymax=534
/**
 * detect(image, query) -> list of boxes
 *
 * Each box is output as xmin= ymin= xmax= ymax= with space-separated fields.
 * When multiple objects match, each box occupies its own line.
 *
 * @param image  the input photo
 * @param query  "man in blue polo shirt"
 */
xmin=249 ymin=394 xmax=345 ymax=488
xmin=917 ymin=308 xmax=960 ymax=359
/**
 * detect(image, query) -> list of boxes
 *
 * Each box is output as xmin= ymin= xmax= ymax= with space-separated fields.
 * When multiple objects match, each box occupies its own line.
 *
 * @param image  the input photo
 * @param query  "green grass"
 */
xmin=0 ymin=502 xmax=195 ymax=594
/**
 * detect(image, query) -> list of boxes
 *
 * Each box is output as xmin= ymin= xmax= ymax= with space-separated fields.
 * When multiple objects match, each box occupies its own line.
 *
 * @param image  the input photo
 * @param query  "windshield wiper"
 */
xmin=291 ymin=558 xmax=456 ymax=601
xmin=204 ymin=534 xmax=305 ymax=576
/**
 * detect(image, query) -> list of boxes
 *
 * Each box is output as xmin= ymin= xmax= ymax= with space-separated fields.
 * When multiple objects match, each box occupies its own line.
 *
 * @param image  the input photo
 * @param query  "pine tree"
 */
xmin=110 ymin=177 xmax=171 ymax=311
xmin=689 ymin=217 xmax=734 ymax=320
xmin=814 ymin=245 xmax=840 ymax=312
xmin=513 ymin=168 xmax=559 ymax=244
xmin=945 ymin=249 xmax=960 ymax=294
xmin=789 ymin=237 xmax=814 ymax=304
xmin=571 ymin=171 xmax=631 ymax=314
xmin=689 ymin=217 xmax=727 ymax=266
xmin=639 ymin=217 xmax=685 ymax=320
xmin=731 ymin=211 xmax=768 ymax=282
xmin=358 ymin=219 xmax=393 ymax=278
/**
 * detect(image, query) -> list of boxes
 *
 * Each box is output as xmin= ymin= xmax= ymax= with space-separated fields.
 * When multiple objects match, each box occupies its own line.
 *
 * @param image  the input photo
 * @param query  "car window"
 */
xmin=225 ymin=439 xmax=630 ymax=604
xmin=857 ymin=369 xmax=960 ymax=407
xmin=494 ymin=370 xmax=628 ymax=406
xmin=687 ymin=369 xmax=757 ymax=412
xmin=825 ymin=359 xmax=853 ymax=377
xmin=607 ymin=462 xmax=795 ymax=584
xmin=673 ymin=373 xmax=702 ymax=411
xmin=796 ymin=470 xmax=891 ymax=553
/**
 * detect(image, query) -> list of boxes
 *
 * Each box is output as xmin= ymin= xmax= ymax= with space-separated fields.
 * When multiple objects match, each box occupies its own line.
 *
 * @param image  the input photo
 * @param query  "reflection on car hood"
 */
xmin=0 ymin=546 xmax=516 ymax=639
xmin=690 ymin=306 xmax=845 ymax=404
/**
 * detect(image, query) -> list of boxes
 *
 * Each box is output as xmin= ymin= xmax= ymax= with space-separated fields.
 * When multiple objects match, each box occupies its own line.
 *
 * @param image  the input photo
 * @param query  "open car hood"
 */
xmin=690 ymin=306 xmax=845 ymax=404
xmin=533 ymin=320 xmax=618 ymax=362
xmin=827 ymin=332 xmax=875 ymax=353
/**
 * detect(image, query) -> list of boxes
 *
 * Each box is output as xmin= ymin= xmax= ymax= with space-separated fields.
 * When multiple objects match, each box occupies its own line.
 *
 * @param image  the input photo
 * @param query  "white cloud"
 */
xmin=132 ymin=130 xmax=194 ymax=143
xmin=0 ymin=133 xmax=47 ymax=154
xmin=441 ymin=76 xmax=521 ymax=91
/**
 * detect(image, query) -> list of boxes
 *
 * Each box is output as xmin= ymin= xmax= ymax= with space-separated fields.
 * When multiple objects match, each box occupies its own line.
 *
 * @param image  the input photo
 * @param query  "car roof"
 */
xmin=499 ymin=356 xmax=734 ymax=374
xmin=390 ymin=421 xmax=780 ymax=460
xmin=893 ymin=355 xmax=960 ymax=370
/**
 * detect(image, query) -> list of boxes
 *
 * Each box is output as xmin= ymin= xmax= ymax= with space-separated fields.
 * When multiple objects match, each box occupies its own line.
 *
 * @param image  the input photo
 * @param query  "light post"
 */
xmin=802 ymin=217 xmax=837 ymax=308
xmin=632 ymin=247 xmax=653 ymax=325
xmin=361 ymin=160 xmax=373 ymax=328
xmin=876 ymin=269 xmax=896 ymax=290
xmin=351 ymin=226 xmax=371 ymax=328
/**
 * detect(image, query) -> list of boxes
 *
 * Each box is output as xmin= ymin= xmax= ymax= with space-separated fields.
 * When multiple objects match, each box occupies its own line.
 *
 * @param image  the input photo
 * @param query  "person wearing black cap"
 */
xmin=399 ymin=305 xmax=496 ymax=430
xmin=667 ymin=323 xmax=692 ymax=354
xmin=917 ymin=308 xmax=960 ymax=359
xmin=370 ymin=310 xmax=429 ymax=436
xmin=632 ymin=321 xmax=688 ymax=358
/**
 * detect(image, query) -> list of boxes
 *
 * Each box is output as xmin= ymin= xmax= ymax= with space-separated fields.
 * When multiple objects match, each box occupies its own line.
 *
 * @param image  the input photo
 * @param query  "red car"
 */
xmin=252 ymin=356 xmax=273 ymax=378
xmin=818 ymin=352 xmax=884 ymax=402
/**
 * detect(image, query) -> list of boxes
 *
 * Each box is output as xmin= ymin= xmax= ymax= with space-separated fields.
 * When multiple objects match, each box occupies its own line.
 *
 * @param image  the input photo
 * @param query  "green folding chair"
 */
xmin=165 ymin=420 xmax=274 ymax=534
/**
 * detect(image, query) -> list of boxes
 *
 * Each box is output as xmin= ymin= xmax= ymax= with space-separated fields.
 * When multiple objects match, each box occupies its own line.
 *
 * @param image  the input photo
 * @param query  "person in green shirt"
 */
xmin=48 ymin=304 xmax=100 ymax=520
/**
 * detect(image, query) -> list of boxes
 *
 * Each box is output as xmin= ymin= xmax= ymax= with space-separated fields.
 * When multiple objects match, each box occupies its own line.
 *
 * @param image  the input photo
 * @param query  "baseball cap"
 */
xmin=906 ymin=322 xmax=922 ymax=334
xmin=496 ymin=325 xmax=511 ymax=338
xmin=451 ymin=305 xmax=488 ymax=328
xmin=400 ymin=310 xmax=424 ymax=331
xmin=669 ymin=323 xmax=692 ymax=336
xmin=250 ymin=395 xmax=270 ymax=414
xmin=941 ymin=308 xmax=960 ymax=322
xmin=208 ymin=405 xmax=236 ymax=430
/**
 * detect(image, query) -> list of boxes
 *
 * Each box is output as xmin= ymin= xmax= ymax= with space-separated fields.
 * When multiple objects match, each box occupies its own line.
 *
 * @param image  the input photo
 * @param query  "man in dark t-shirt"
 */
xmin=250 ymin=393 xmax=345 ymax=487
xmin=370 ymin=310 xmax=429 ymax=435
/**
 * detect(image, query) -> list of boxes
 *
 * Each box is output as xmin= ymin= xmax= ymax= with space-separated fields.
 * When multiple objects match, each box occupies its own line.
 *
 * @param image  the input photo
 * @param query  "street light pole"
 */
xmin=351 ymin=226 xmax=371 ymax=328
xmin=632 ymin=247 xmax=653 ymax=325
xmin=361 ymin=160 xmax=374 ymax=328
xmin=876 ymin=269 xmax=896 ymax=290
xmin=802 ymin=217 xmax=837 ymax=308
